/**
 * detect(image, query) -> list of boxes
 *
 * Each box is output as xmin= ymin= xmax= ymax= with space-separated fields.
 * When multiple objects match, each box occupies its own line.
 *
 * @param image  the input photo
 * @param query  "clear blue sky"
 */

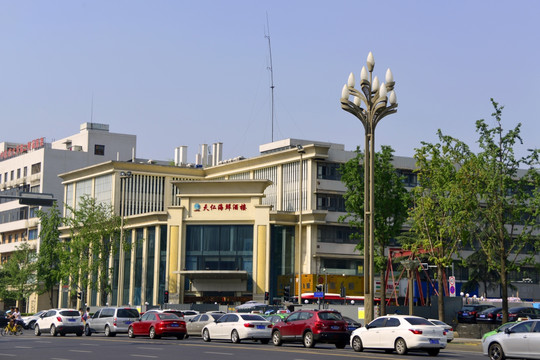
xmin=2 ymin=1 xmax=539 ymax=163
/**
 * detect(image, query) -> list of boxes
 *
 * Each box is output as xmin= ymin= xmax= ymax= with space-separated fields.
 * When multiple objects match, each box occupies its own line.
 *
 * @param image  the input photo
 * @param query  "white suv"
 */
xmin=34 ymin=309 xmax=84 ymax=336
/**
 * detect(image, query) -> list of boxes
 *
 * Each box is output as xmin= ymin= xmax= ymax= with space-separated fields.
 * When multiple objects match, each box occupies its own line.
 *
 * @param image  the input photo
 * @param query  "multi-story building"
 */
xmin=57 ymin=138 xmax=422 ymax=308
xmin=0 ymin=122 xmax=136 ymax=311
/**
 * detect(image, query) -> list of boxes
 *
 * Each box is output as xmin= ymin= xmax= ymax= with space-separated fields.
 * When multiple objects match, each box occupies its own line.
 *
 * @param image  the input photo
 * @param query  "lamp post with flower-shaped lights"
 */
xmin=340 ymin=52 xmax=398 ymax=324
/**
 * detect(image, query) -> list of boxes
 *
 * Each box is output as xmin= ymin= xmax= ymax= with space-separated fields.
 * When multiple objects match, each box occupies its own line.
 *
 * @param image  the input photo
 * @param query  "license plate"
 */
xmin=429 ymin=339 xmax=439 ymax=344
xmin=256 ymin=325 xmax=265 ymax=329
xmin=125 ymin=321 xmax=132 ymax=324
xmin=479 ymin=315 xmax=485 ymax=318
xmin=68 ymin=319 xmax=76 ymax=322
xmin=462 ymin=312 xmax=468 ymax=316
xmin=331 ymin=326 xmax=340 ymax=330
xmin=170 ymin=323 xmax=179 ymax=327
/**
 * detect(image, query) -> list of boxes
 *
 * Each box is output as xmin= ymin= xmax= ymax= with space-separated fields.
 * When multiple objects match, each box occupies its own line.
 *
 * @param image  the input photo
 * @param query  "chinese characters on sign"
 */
xmin=0 ymin=137 xmax=45 ymax=161
xmin=194 ymin=203 xmax=247 ymax=212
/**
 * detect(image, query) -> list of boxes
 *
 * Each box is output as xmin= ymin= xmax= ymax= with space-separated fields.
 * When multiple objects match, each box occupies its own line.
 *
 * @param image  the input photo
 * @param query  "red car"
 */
xmin=271 ymin=309 xmax=348 ymax=348
xmin=128 ymin=311 xmax=186 ymax=339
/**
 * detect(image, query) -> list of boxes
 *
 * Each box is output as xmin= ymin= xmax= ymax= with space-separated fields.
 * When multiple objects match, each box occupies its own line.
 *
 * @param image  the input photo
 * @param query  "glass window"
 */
xmin=368 ymin=318 xmax=386 ymax=328
xmin=386 ymin=318 xmax=400 ymax=327
xmin=94 ymin=175 xmax=112 ymax=204
xmin=31 ymin=163 xmax=41 ymax=175
xmin=94 ymin=144 xmax=105 ymax=155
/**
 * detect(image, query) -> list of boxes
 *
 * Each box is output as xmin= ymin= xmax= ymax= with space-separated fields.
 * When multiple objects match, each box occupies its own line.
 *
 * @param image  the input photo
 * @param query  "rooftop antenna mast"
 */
xmin=265 ymin=12 xmax=275 ymax=142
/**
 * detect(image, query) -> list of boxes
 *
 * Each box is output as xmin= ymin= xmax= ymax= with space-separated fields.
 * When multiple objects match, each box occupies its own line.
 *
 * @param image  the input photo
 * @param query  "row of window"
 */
xmin=0 ymin=162 xmax=41 ymax=184
xmin=0 ymin=228 xmax=37 ymax=244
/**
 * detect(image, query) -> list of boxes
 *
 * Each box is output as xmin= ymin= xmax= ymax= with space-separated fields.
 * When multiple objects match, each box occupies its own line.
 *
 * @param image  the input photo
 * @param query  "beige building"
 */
xmin=59 ymin=139 xmax=401 ymax=308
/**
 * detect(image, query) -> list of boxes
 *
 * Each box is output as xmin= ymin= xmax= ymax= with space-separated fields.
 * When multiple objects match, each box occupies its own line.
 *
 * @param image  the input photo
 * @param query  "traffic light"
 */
xmin=283 ymin=286 xmax=290 ymax=300
xmin=316 ymin=284 xmax=324 ymax=292
xmin=77 ymin=291 xmax=83 ymax=300
xmin=164 ymin=290 xmax=169 ymax=303
xmin=264 ymin=291 xmax=269 ymax=301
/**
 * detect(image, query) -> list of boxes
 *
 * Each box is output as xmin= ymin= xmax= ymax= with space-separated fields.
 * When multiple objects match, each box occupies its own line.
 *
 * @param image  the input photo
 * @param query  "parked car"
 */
xmin=496 ymin=306 xmax=540 ymax=323
xmin=265 ymin=313 xmax=288 ymax=325
xmin=482 ymin=320 xmax=540 ymax=360
xmin=128 ymin=311 xmax=186 ymax=339
xmin=85 ymin=307 xmax=140 ymax=336
xmin=186 ymin=312 xmax=223 ymax=337
xmin=202 ymin=313 xmax=272 ymax=344
xmin=34 ymin=308 xmax=84 ymax=336
xmin=458 ymin=304 xmax=495 ymax=323
xmin=271 ymin=310 xmax=348 ymax=348
xmin=350 ymin=315 xmax=447 ymax=356
xmin=182 ymin=310 xmax=200 ymax=321
xmin=22 ymin=310 xmax=47 ymax=329
xmin=428 ymin=319 xmax=454 ymax=342
xmin=482 ymin=322 xmax=517 ymax=341
xmin=476 ymin=307 xmax=503 ymax=324
xmin=342 ymin=316 xmax=362 ymax=334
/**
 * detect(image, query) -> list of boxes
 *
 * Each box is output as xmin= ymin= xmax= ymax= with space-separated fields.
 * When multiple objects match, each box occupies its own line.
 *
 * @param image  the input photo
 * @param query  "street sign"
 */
xmin=313 ymin=291 xmax=324 ymax=298
xmin=449 ymin=276 xmax=456 ymax=297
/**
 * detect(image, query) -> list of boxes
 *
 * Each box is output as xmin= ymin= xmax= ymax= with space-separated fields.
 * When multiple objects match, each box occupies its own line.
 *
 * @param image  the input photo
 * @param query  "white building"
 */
xmin=0 ymin=122 xmax=136 ymax=312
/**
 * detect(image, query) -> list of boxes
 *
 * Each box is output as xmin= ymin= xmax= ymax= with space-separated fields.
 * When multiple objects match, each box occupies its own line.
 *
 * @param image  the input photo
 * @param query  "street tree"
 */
xmin=339 ymin=145 xmax=409 ymax=315
xmin=0 ymin=241 xmax=38 ymax=309
xmin=36 ymin=202 xmax=63 ymax=308
xmin=407 ymin=131 xmax=477 ymax=320
xmin=465 ymin=99 xmax=540 ymax=323
xmin=63 ymin=195 xmax=125 ymax=306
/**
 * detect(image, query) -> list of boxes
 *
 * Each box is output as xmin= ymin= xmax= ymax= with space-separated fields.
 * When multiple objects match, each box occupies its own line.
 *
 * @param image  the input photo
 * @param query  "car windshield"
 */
xmin=406 ymin=317 xmax=433 ymax=326
xmin=118 ymin=309 xmax=140 ymax=318
xmin=319 ymin=312 xmax=343 ymax=321
xmin=60 ymin=310 xmax=80 ymax=317
xmin=210 ymin=314 xmax=223 ymax=320
xmin=240 ymin=314 xmax=266 ymax=321
xmin=164 ymin=311 xmax=184 ymax=317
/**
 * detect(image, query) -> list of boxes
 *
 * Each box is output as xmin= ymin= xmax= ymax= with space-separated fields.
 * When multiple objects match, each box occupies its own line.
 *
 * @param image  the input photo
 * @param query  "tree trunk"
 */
xmin=500 ymin=252 xmax=509 ymax=323
xmin=438 ymin=266 xmax=444 ymax=320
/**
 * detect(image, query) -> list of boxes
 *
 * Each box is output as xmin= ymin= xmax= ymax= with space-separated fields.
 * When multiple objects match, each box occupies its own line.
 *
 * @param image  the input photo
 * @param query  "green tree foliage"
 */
xmin=464 ymin=99 xmax=540 ymax=323
xmin=36 ymin=202 xmax=63 ymax=308
xmin=408 ymin=131 xmax=477 ymax=320
xmin=0 ymin=241 xmax=38 ymax=307
xmin=63 ymin=195 xmax=125 ymax=306
xmin=339 ymin=145 xmax=409 ymax=315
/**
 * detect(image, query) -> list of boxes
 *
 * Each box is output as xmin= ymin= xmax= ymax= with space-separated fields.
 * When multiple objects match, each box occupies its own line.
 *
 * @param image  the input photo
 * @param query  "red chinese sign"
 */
xmin=0 ymin=137 xmax=45 ymax=161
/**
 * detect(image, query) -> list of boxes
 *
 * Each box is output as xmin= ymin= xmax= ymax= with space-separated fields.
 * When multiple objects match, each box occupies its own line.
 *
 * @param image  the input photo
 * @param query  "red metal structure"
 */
xmin=385 ymin=248 xmax=447 ymax=306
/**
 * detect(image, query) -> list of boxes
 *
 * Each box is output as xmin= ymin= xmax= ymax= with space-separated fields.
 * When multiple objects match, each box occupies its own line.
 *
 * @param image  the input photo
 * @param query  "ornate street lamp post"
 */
xmin=340 ymin=52 xmax=398 ymax=324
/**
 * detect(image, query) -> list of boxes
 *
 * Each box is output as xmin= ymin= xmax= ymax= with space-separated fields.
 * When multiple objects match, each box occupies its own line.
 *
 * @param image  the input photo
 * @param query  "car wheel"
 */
xmin=395 ymin=338 xmax=408 ymax=355
xmin=303 ymin=331 xmax=315 ymax=348
xmin=184 ymin=334 xmax=189 ymax=339
xmin=231 ymin=329 xmax=241 ymax=343
xmin=50 ymin=325 xmax=57 ymax=337
xmin=76 ymin=332 xmax=83 ymax=337
xmin=351 ymin=336 xmax=363 ymax=352
xmin=489 ymin=343 xmax=505 ymax=360
xmin=60 ymin=332 xmax=66 ymax=336
xmin=427 ymin=349 xmax=440 ymax=356
xmin=34 ymin=325 xmax=41 ymax=336
xmin=29 ymin=321 xmax=36 ymax=330
xmin=128 ymin=326 xmax=135 ymax=338
xmin=176 ymin=334 xmax=185 ymax=340
xmin=85 ymin=325 xmax=92 ymax=336
xmin=202 ymin=328 xmax=211 ymax=342
xmin=149 ymin=327 xmax=160 ymax=339
xmin=260 ymin=339 xmax=270 ymax=344
xmin=335 ymin=341 xmax=346 ymax=349
xmin=105 ymin=325 xmax=112 ymax=337
xmin=272 ymin=330 xmax=282 ymax=346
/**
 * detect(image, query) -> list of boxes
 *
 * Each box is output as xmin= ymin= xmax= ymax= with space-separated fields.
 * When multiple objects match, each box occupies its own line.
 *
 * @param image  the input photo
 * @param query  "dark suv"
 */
xmin=271 ymin=310 xmax=348 ymax=348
